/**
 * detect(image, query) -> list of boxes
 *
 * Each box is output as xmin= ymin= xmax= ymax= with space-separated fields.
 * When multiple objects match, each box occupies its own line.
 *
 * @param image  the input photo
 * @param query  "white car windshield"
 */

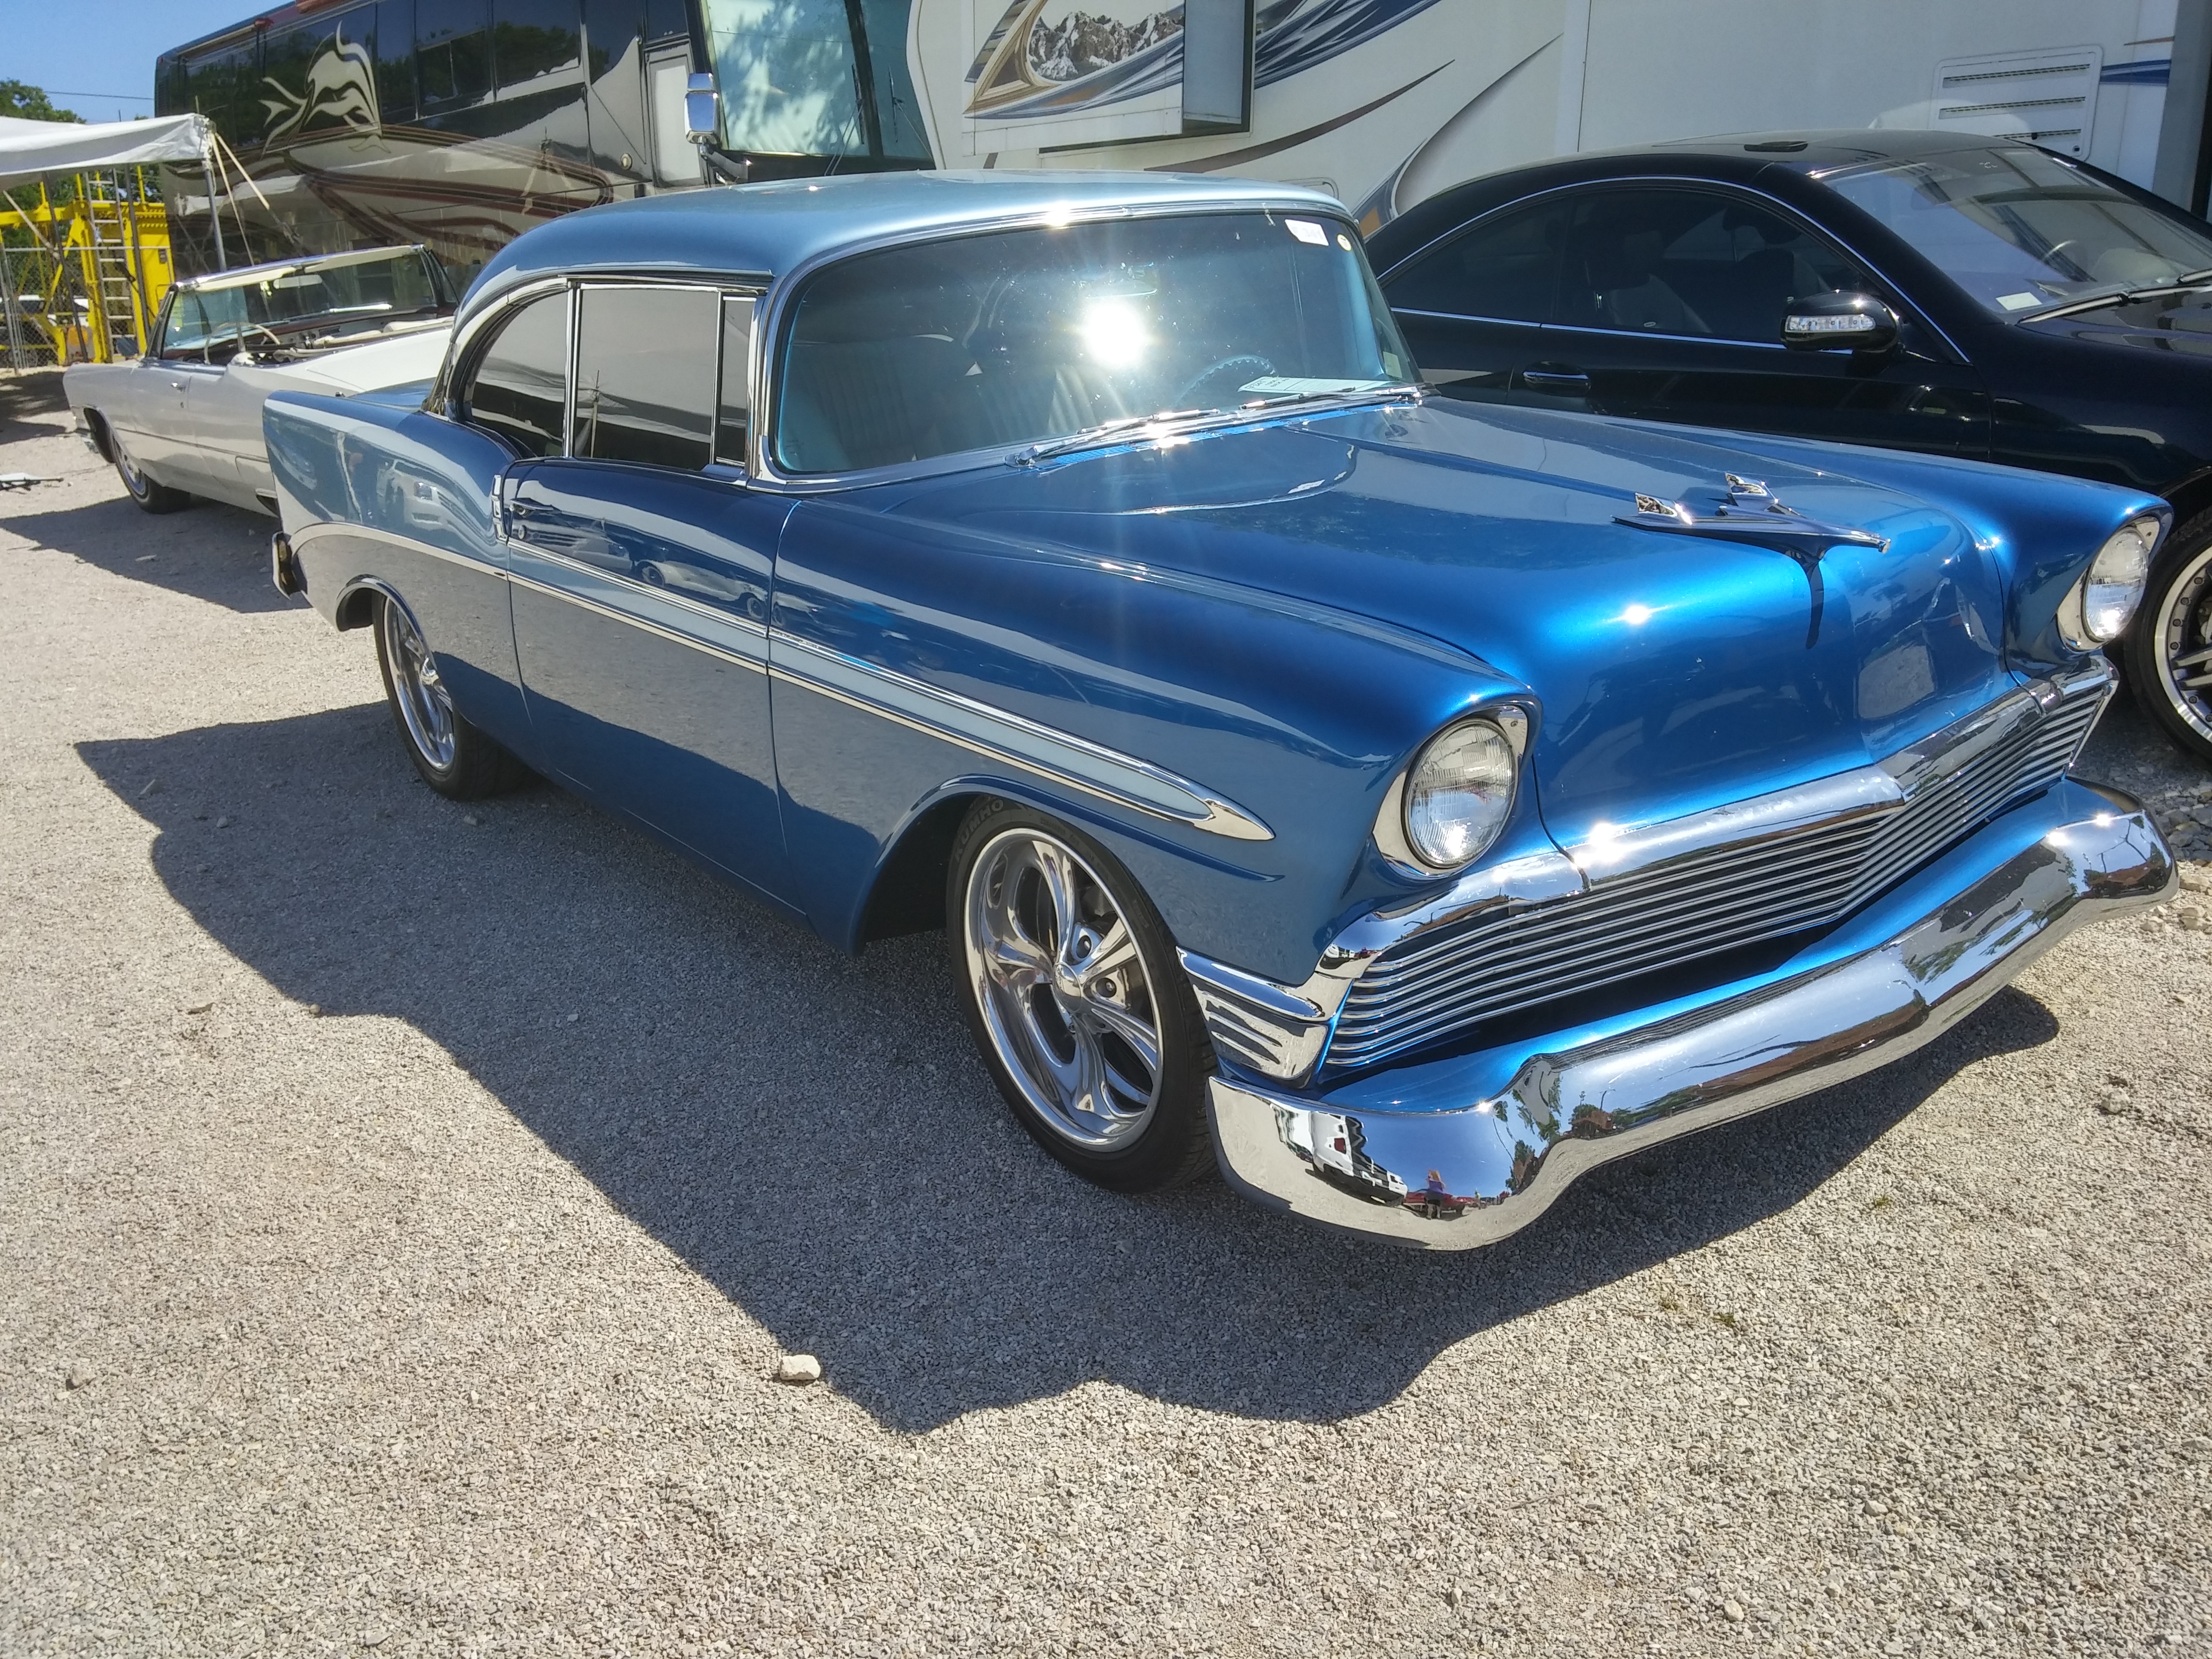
xmin=773 ymin=211 xmax=1416 ymax=474
xmin=163 ymin=249 xmax=455 ymax=359
xmin=1820 ymin=146 xmax=2212 ymax=319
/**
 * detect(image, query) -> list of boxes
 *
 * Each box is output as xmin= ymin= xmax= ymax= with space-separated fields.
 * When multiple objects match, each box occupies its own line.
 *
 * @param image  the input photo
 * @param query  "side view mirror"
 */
xmin=1781 ymin=291 xmax=1899 ymax=353
xmin=684 ymin=73 xmax=719 ymax=141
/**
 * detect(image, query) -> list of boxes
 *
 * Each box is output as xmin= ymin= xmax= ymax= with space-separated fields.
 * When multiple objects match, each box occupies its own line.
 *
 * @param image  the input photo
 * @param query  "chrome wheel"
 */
xmin=380 ymin=597 xmax=457 ymax=770
xmin=115 ymin=445 xmax=148 ymax=497
xmin=962 ymin=826 xmax=1163 ymax=1151
xmin=2152 ymin=543 xmax=2212 ymax=747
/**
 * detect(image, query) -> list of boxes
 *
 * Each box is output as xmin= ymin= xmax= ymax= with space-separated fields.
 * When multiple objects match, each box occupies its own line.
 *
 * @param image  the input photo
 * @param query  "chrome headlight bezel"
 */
xmin=1375 ymin=709 xmax=1527 ymax=875
xmin=2058 ymin=514 xmax=2161 ymax=651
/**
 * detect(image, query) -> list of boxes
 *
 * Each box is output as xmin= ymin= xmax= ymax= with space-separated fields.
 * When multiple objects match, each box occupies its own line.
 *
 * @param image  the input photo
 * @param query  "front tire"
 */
xmin=372 ymin=593 xmax=530 ymax=800
xmin=2124 ymin=510 xmax=2212 ymax=767
xmin=111 ymin=432 xmax=192 ymax=514
xmin=948 ymin=798 xmax=1217 ymax=1193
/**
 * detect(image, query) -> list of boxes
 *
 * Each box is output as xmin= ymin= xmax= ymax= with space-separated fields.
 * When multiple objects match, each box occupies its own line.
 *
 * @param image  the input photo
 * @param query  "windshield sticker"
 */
xmin=1284 ymin=219 xmax=1329 ymax=246
xmin=1997 ymin=292 xmax=2041 ymax=311
xmin=1240 ymin=376 xmax=1391 ymax=396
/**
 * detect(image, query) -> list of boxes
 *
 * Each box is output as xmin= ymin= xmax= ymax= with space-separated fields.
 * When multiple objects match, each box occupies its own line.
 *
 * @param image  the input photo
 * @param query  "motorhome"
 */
xmin=155 ymin=0 xmax=2207 ymax=280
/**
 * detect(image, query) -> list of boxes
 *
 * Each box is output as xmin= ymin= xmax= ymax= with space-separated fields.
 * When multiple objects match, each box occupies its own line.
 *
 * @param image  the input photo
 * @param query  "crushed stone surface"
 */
xmin=2 ymin=369 xmax=2207 ymax=1657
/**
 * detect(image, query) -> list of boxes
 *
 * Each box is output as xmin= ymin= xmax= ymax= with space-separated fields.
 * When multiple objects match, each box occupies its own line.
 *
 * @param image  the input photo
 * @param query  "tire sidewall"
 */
xmin=372 ymin=592 xmax=468 ymax=794
xmin=2125 ymin=515 xmax=2212 ymax=767
xmin=945 ymin=797 xmax=1216 ymax=1192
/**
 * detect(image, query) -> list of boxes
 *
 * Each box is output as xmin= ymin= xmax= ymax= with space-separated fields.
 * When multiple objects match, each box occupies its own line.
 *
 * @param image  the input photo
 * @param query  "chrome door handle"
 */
xmin=167 ymin=379 xmax=187 ymax=390
xmin=1522 ymin=367 xmax=1591 ymax=392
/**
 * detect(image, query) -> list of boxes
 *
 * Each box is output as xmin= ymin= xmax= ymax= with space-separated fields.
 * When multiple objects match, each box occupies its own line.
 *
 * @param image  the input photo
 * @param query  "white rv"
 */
xmin=898 ymin=0 xmax=2197 ymax=226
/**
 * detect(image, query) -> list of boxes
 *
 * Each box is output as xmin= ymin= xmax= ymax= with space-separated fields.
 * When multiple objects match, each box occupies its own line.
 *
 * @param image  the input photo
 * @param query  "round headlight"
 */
xmin=1402 ymin=720 xmax=1518 ymax=869
xmin=2060 ymin=516 xmax=2158 ymax=649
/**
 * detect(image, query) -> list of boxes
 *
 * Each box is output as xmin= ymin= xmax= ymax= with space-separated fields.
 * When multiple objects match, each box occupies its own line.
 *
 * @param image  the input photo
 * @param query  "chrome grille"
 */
xmin=1325 ymin=681 xmax=2107 ymax=1072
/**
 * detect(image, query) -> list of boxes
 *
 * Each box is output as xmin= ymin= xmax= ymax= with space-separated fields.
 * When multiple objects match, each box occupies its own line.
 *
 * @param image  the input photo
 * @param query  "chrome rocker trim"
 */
xmin=1208 ymin=784 xmax=2174 ymax=1250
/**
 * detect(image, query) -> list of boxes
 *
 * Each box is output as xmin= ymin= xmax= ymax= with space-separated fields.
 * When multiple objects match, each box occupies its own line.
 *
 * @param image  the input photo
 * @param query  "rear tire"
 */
xmin=112 ymin=432 xmax=192 ymax=515
xmin=2124 ymin=510 xmax=2212 ymax=768
xmin=372 ymin=592 xmax=530 ymax=800
xmin=947 ymin=797 xmax=1218 ymax=1193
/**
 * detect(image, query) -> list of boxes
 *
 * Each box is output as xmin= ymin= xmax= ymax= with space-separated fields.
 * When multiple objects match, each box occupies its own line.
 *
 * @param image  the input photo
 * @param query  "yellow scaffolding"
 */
xmin=0 ymin=169 xmax=175 ymax=368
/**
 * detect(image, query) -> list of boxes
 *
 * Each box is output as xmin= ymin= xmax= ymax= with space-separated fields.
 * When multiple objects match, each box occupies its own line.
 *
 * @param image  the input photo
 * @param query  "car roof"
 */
xmin=461 ymin=171 xmax=1347 ymax=318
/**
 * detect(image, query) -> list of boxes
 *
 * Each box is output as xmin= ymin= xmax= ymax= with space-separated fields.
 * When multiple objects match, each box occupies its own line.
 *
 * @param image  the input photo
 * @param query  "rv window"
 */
xmin=465 ymin=291 xmax=569 ymax=456
xmin=493 ymin=0 xmax=581 ymax=89
xmin=1557 ymin=190 xmax=1867 ymax=343
xmin=571 ymin=285 xmax=717 ymax=471
xmin=1384 ymin=202 xmax=1568 ymax=324
xmin=181 ymin=41 xmax=262 ymax=145
xmin=419 ymin=0 xmax=493 ymax=107
xmin=375 ymin=0 xmax=418 ymax=121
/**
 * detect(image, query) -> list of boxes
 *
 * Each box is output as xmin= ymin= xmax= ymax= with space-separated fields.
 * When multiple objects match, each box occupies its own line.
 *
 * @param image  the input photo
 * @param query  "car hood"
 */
xmin=2018 ymin=288 xmax=2212 ymax=358
xmin=865 ymin=400 xmax=2018 ymax=847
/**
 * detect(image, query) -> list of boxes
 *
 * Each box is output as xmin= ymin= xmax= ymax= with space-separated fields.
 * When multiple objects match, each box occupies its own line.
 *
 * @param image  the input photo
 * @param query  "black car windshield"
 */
xmin=1819 ymin=145 xmax=2212 ymax=319
xmin=774 ymin=211 xmax=1415 ymax=474
xmin=163 ymin=247 xmax=455 ymax=359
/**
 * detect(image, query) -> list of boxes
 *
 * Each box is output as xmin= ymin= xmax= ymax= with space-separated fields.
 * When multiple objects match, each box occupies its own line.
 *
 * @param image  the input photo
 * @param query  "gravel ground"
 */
xmin=2 ymin=367 xmax=2208 ymax=1658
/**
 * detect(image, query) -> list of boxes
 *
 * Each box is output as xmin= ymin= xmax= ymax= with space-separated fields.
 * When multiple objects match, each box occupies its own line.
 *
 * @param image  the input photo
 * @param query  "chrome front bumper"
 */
xmin=1207 ymin=782 xmax=2173 ymax=1249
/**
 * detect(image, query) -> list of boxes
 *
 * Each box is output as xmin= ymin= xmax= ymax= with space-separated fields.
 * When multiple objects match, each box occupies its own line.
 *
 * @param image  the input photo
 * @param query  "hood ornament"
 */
xmin=1615 ymin=477 xmax=1889 ymax=646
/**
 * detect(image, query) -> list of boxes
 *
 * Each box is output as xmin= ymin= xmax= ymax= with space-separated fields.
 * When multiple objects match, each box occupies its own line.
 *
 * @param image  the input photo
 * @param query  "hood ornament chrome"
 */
xmin=1616 ymin=477 xmax=1890 ymax=646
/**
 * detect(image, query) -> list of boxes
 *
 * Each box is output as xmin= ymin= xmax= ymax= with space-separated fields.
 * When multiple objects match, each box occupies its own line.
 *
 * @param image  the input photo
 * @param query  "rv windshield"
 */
xmin=774 ymin=211 xmax=1415 ymax=474
xmin=1820 ymin=146 xmax=2212 ymax=318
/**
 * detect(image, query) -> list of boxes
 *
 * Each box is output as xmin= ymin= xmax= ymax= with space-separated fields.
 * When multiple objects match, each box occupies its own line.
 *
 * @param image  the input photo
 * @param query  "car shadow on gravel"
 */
xmin=81 ymin=707 xmax=2063 ymax=1432
xmin=3 ymin=492 xmax=298 ymax=615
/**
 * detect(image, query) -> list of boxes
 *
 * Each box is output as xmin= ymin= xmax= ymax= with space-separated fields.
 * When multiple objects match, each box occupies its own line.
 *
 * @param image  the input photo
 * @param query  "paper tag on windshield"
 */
xmin=1997 ymin=292 xmax=2041 ymax=311
xmin=1241 ymin=376 xmax=1390 ymax=395
xmin=1284 ymin=219 xmax=1330 ymax=246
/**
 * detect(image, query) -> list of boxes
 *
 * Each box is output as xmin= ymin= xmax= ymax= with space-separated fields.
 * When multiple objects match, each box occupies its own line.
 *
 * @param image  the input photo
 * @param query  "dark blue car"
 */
xmin=1367 ymin=131 xmax=2212 ymax=768
xmin=264 ymin=173 xmax=2174 ymax=1248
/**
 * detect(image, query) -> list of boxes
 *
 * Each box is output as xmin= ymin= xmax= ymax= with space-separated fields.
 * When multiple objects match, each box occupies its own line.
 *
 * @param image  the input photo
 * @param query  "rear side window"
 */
xmin=571 ymin=284 xmax=717 ymax=470
xmin=465 ymin=291 xmax=569 ymax=457
xmin=1384 ymin=202 xmax=1569 ymax=323
xmin=1557 ymin=189 xmax=1870 ymax=342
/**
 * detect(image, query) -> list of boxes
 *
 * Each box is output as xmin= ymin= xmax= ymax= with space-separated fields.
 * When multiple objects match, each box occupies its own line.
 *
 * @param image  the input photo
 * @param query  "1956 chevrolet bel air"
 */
xmin=263 ymin=173 xmax=2177 ymax=1248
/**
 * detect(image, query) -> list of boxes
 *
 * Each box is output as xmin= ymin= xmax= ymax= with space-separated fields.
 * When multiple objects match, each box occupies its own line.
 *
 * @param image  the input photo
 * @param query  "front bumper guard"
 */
xmin=1208 ymin=785 xmax=2173 ymax=1249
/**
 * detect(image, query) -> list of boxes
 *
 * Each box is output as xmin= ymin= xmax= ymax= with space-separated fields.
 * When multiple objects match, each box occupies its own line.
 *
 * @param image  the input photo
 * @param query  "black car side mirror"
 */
xmin=1781 ymin=291 xmax=1900 ymax=353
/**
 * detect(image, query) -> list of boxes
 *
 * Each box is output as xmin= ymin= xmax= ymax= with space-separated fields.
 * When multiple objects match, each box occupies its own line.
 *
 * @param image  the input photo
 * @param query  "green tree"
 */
xmin=0 ymin=82 xmax=85 ymax=123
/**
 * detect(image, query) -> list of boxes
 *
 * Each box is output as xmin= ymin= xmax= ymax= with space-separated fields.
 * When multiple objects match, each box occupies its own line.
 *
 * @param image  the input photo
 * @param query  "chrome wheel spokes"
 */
xmin=2156 ymin=548 xmax=2212 ymax=742
xmin=965 ymin=827 xmax=1163 ymax=1151
xmin=382 ymin=597 xmax=457 ymax=769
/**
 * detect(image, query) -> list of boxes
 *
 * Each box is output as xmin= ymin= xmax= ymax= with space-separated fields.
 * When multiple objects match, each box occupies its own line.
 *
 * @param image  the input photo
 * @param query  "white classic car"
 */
xmin=65 ymin=245 xmax=457 ymax=517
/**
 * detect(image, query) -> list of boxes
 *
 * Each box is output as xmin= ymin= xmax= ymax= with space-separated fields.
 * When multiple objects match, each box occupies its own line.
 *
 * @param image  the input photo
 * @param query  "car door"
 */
xmin=499 ymin=281 xmax=797 ymax=906
xmin=154 ymin=283 xmax=255 ymax=495
xmin=103 ymin=290 xmax=199 ymax=487
xmin=1379 ymin=197 xmax=1567 ymax=406
xmin=1534 ymin=185 xmax=1991 ymax=459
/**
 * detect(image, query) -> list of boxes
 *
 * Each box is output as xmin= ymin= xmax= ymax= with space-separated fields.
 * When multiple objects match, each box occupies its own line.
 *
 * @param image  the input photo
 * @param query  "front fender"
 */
xmin=772 ymin=496 xmax=1549 ymax=983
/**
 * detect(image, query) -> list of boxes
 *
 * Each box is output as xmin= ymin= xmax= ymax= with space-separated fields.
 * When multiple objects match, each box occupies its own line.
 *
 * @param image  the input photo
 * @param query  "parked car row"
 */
xmin=248 ymin=169 xmax=2179 ymax=1247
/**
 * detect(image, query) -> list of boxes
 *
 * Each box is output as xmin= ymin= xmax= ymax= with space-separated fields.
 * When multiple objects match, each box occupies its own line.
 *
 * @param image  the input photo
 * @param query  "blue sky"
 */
xmin=6 ymin=1 xmax=253 ymax=122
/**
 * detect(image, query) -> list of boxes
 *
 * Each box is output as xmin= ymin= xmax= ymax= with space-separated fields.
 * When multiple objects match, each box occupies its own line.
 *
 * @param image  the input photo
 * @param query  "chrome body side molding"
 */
xmin=767 ymin=632 xmax=1275 ymax=843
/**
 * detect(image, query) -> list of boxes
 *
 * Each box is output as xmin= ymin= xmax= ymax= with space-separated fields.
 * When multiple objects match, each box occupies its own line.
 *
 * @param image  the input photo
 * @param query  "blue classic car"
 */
xmin=264 ymin=173 xmax=2176 ymax=1248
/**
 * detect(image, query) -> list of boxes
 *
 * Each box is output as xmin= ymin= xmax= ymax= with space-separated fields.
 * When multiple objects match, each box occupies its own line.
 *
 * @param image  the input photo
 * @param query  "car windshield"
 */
xmin=773 ymin=210 xmax=1416 ymax=474
xmin=1819 ymin=145 xmax=2212 ymax=319
xmin=163 ymin=248 xmax=455 ymax=359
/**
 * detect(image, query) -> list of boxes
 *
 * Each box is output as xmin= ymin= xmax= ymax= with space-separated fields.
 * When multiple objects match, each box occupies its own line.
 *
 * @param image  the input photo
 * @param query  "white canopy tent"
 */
xmin=0 ymin=112 xmax=212 ymax=192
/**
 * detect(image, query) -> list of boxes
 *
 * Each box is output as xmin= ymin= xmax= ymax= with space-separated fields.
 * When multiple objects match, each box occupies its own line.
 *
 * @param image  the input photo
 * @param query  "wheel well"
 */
xmin=82 ymin=409 xmax=113 ymax=463
xmin=2163 ymin=470 xmax=2212 ymax=540
xmin=334 ymin=583 xmax=381 ymax=631
xmin=858 ymin=793 xmax=985 ymax=945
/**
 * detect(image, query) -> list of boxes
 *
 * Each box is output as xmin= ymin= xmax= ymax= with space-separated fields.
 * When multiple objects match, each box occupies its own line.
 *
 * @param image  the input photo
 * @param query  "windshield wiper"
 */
xmin=1010 ymin=386 xmax=1422 ymax=466
xmin=2026 ymin=276 xmax=2212 ymax=319
xmin=1010 ymin=409 xmax=1211 ymax=466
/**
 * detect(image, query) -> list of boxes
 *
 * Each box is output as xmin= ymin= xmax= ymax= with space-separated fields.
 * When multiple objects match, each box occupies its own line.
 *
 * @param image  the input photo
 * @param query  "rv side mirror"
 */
xmin=1781 ymin=291 xmax=1899 ymax=353
xmin=684 ymin=73 xmax=718 ymax=140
